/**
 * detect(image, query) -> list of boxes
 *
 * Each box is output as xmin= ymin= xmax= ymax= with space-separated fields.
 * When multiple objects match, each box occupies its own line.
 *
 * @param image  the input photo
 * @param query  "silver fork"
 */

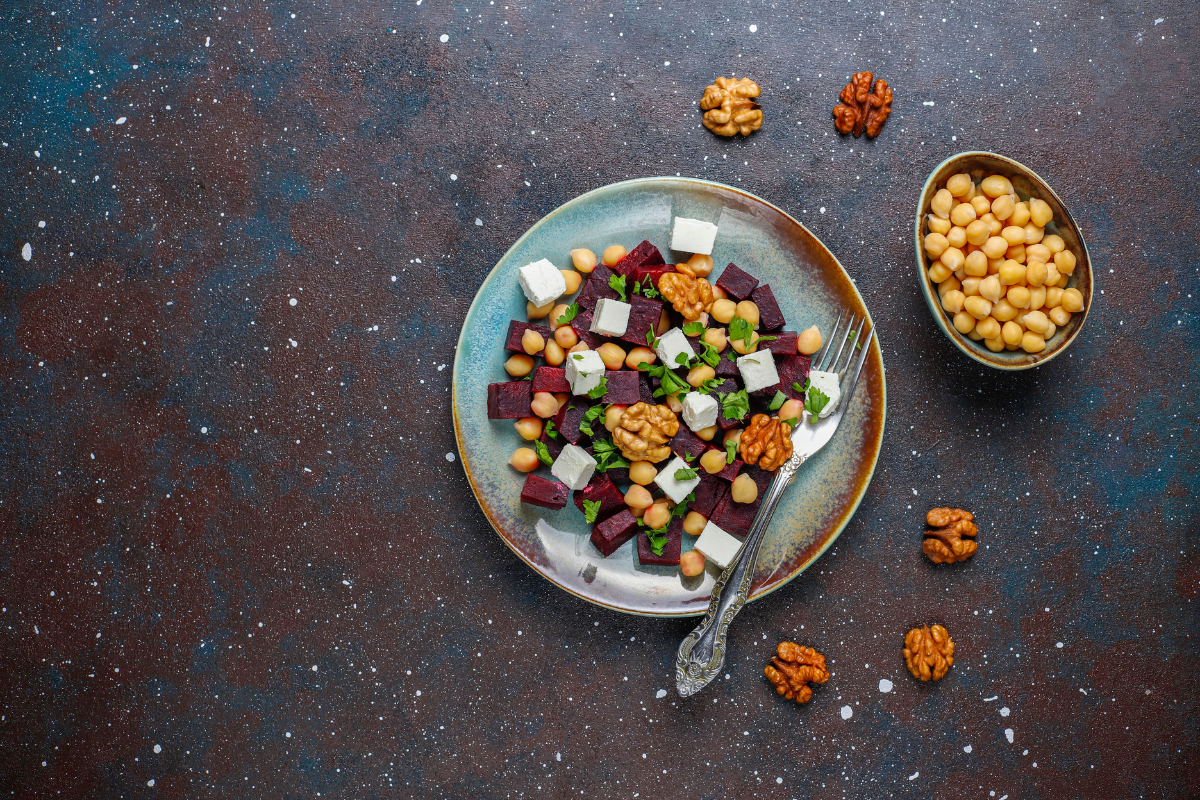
xmin=675 ymin=312 xmax=875 ymax=697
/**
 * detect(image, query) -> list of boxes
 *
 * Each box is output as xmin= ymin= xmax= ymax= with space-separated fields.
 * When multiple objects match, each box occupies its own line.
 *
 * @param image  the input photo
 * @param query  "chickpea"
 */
xmin=710 ymin=299 xmax=738 ymax=325
xmin=984 ymin=336 xmax=1005 ymax=352
xmin=946 ymin=226 xmax=968 ymax=249
xmin=628 ymin=460 xmax=658 ymax=486
xmin=1007 ymin=285 xmax=1031 ymax=309
xmin=938 ymin=275 xmax=962 ymax=297
xmin=680 ymin=549 xmax=706 ymax=576
xmin=1043 ymin=321 xmax=1057 ymax=340
xmin=1043 ymin=264 xmax=1061 ymax=287
xmin=514 ymin=417 xmax=543 ymax=441
xmin=1028 ymin=286 xmax=1047 ymax=311
xmin=1021 ymin=331 xmax=1046 ymax=353
xmin=981 ymin=174 xmax=1014 ymax=198
xmin=554 ymin=325 xmax=578 ymax=349
xmin=527 ymin=300 xmax=554 ymax=319
xmin=779 ymin=398 xmax=804 ymax=421
xmin=953 ymin=310 xmax=976 ymax=334
xmin=1006 ymin=243 xmax=1027 ymax=264
xmin=928 ymin=261 xmax=953 ymax=284
xmin=696 ymin=425 xmax=718 ymax=442
xmin=730 ymin=473 xmax=759 ymax=504
xmin=624 ymin=484 xmax=654 ymax=509
xmin=700 ymin=450 xmax=727 ymax=474
xmin=966 ymin=329 xmax=985 ymax=341
xmin=969 ymin=194 xmax=992 ymax=216
xmin=1048 ymin=306 xmax=1071 ymax=326
xmin=1001 ymin=226 xmax=1027 ymax=246
xmin=666 ymin=394 xmax=683 ymax=413
xmin=604 ymin=404 xmax=629 ymax=432
xmin=964 ymin=250 xmax=988 ymax=277
xmin=963 ymin=180 xmax=978 ymax=200
xmin=543 ymin=340 xmax=565 ymax=366
xmin=687 ymin=364 xmax=716 ymax=388
xmin=724 ymin=428 xmax=743 ymax=447
xmin=982 ymin=236 xmax=1009 ymax=259
xmin=950 ymin=202 xmax=977 ymax=227
xmin=924 ymin=232 xmax=950 ymax=259
xmin=961 ymin=277 xmax=982 ymax=297
xmin=735 ymin=301 xmax=760 ymax=327
xmin=643 ymin=503 xmax=672 ymax=530
xmin=796 ymin=326 xmax=823 ymax=355
xmin=509 ymin=447 xmax=541 ymax=472
xmin=964 ymin=296 xmax=993 ymax=320
xmin=702 ymin=327 xmax=728 ymax=352
xmin=975 ymin=316 xmax=1001 ymax=339
xmin=1054 ymin=250 xmax=1077 ymax=274
xmin=965 ymin=219 xmax=991 ymax=246
xmin=505 ymin=353 xmax=536 ymax=377
xmin=683 ymin=513 xmax=708 ymax=538
xmin=1023 ymin=224 xmax=1045 ymax=245
xmin=548 ymin=304 xmax=572 ymax=328
xmin=991 ymin=193 xmax=1016 ymax=221
xmin=992 ymin=298 xmax=1019 ymax=322
xmin=656 ymin=308 xmax=671 ymax=335
xmin=1056 ymin=273 xmax=1070 ymax=289
xmin=941 ymin=290 xmax=966 ymax=314
xmin=1010 ymin=201 xmax=1031 ymax=228
xmin=987 ymin=256 xmax=1004 ymax=274
xmin=730 ymin=331 xmax=761 ymax=355
xmin=530 ymin=392 xmax=558 ymax=419
xmin=1043 ymin=234 xmax=1065 ymax=254
xmin=978 ymin=274 xmax=1003 ymax=303
xmin=1061 ymin=288 xmax=1084 ymax=313
xmin=946 ymin=173 xmax=973 ymax=197
xmin=554 ymin=392 xmax=570 ymax=410
xmin=630 ymin=505 xmax=646 ymax=519
xmin=596 ymin=342 xmax=626 ymax=371
xmin=999 ymin=260 xmax=1027 ymax=286
xmin=625 ymin=346 xmax=655 ymax=370
xmin=1026 ymin=243 xmax=1051 ymax=263
xmin=1044 ymin=287 xmax=1064 ymax=309
xmin=931 ymin=188 xmax=953 ymax=219
xmin=1028 ymin=197 xmax=1054 ymax=227
xmin=1026 ymin=261 xmax=1048 ymax=288
xmin=560 ymin=270 xmax=583 ymax=294
xmin=521 ymin=329 xmax=545 ymax=355
xmin=1001 ymin=320 xmax=1024 ymax=345
xmin=926 ymin=214 xmax=952 ymax=235
xmin=602 ymin=245 xmax=628 ymax=266
xmin=981 ymin=212 xmax=1004 ymax=235
xmin=570 ymin=248 xmax=598 ymax=273
xmin=686 ymin=253 xmax=715 ymax=277
xmin=941 ymin=247 xmax=965 ymax=272
xmin=711 ymin=284 xmax=729 ymax=301
xmin=568 ymin=342 xmax=590 ymax=354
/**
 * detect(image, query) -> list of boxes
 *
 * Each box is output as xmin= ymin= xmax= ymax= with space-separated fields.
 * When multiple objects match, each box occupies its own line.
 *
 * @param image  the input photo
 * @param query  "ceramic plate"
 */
xmin=453 ymin=178 xmax=886 ymax=617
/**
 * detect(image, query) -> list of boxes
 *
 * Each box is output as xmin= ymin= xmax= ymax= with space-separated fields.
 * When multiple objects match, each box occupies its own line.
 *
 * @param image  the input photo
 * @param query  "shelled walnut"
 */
xmin=739 ymin=414 xmax=793 ymax=471
xmin=903 ymin=624 xmax=955 ymax=682
xmin=612 ymin=402 xmax=679 ymax=463
xmin=765 ymin=642 xmax=829 ymax=703
xmin=923 ymin=507 xmax=978 ymax=564
xmin=658 ymin=272 xmax=715 ymax=321
xmin=700 ymin=77 xmax=763 ymax=137
xmin=833 ymin=71 xmax=892 ymax=138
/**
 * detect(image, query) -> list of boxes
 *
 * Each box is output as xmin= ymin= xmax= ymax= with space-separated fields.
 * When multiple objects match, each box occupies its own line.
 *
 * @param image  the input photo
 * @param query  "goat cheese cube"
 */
xmin=681 ymin=392 xmax=719 ymax=431
xmin=654 ymin=327 xmax=693 ymax=369
xmin=670 ymin=216 xmax=719 ymax=255
xmin=654 ymin=456 xmax=701 ymax=504
xmin=590 ymin=298 xmax=631 ymax=337
xmin=694 ymin=521 xmax=745 ymax=570
xmin=565 ymin=350 xmax=605 ymax=396
xmin=806 ymin=369 xmax=842 ymax=418
xmin=737 ymin=349 xmax=780 ymax=394
xmin=551 ymin=444 xmax=597 ymax=491
xmin=517 ymin=258 xmax=567 ymax=307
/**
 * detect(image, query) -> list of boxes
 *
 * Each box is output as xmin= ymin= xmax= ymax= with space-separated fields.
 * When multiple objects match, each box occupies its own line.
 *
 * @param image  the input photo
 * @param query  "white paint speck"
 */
xmin=1005 ymin=727 xmax=1014 ymax=743
xmin=439 ymin=33 xmax=449 ymax=42
xmin=147 ymin=779 xmax=155 ymax=787
xmin=38 ymin=220 xmax=45 ymax=228
xmin=1056 ymin=642 xmax=1064 ymax=648
xmin=923 ymin=101 xmax=935 ymax=106
xmin=289 ymin=297 xmax=298 ymax=306
xmin=908 ymin=771 xmax=919 ymax=780
xmin=201 ymin=427 xmax=208 ymax=434
xmin=1155 ymin=17 xmax=1164 ymax=24
xmin=445 ymin=452 xmax=455 ymax=462
xmin=415 ymin=690 xmax=421 ymax=696
xmin=819 ymin=207 xmax=826 ymax=214
xmin=289 ymin=339 xmax=298 ymax=348
xmin=475 ymin=218 xmax=483 ymax=226
xmin=840 ymin=705 xmax=853 ymax=720
xmin=22 ymin=243 xmax=32 ymax=261
xmin=655 ymin=689 xmax=667 ymax=699
xmin=999 ymin=706 xmax=1011 ymax=717
xmin=748 ymin=24 xmax=757 ymax=32
xmin=963 ymin=744 xmax=972 ymax=753
xmin=285 ymin=732 xmax=292 ymax=738
xmin=311 ymin=665 xmax=318 ymax=672
xmin=776 ymin=777 xmax=782 ymax=784
xmin=879 ymin=678 xmax=893 ymax=693
xmin=115 ymin=116 xmax=127 ymax=125
xmin=153 ymin=744 xmax=162 ymax=754
xmin=205 ymin=36 xmax=211 ymax=47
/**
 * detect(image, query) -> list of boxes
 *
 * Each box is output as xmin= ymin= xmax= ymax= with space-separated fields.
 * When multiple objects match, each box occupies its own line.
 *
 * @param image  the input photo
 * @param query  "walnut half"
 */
xmin=701 ymin=77 xmax=763 ymax=137
xmin=903 ymin=624 xmax=955 ymax=682
xmin=923 ymin=507 xmax=978 ymax=564
xmin=765 ymin=642 xmax=829 ymax=703
xmin=658 ymin=272 xmax=714 ymax=322
xmin=612 ymin=402 xmax=680 ymax=463
xmin=833 ymin=71 xmax=892 ymax=138
xmin=739 ymin=414 xmax=793 ymax=471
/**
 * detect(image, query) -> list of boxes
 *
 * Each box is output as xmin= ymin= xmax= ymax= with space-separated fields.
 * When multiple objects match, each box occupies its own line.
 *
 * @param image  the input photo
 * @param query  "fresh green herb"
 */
xmin=683 ymin=451 xmax=695 ymax=463
xmin=793 ymin=378 xmax=811 ymax=395
xmin=781 ymin=417 xmax=799 ymax=426
xmin=644 ymin=525 xmax=668 ymax=556
xmin=699 ymin=342 xmax=721 ymax=368
xmin=697 ymin=377 xmax=723 ymax=395
xmin=573 ymin=353 xmax=585 ymax=361
xmin=672 ymin=493 xmax=695 ymax=518
xmin=646 ymin=329 xmax=659 ymax=350
xmin=534 ymin=440 xmax=553 ymax=467
xmin=769 ymin=390 xmax=787 ymax=411
xmin=724 ymin=437 xmax=739 ymax=464
xmin=591 ymin=438 xmax=630 ymax=472
xmin=719 ymin=389 xmax=750 ymax=421
xmin=583 ymin=498 xmax=601 ymax=524
xmin=634 ymin=277 xmax=660 ymax=299
xmin=729 ymin=316 xmax=755 ymax=349
xmin=674 ymin=467 xmax=699 ymax=481
xmin=544 ymin=420 xmax=558 ymax=439
xmin=578 ymin=404 xmax=606 ymax=437
xmin=675 ymin=352 xmax=692 ymax=369
xmin=586 ymin=376 xmax=609 ymax=400
xmin=848 ymin=329 xmax=863 ymax=350
xmin=645 ymin=362 xmax=689 ymax=400
xmin=683 ymin=321 xmax=705 ymax=337
xmin=805 ymin=386 xmax=831 ymax=421
xmin=726 ymin=348 xmax=739 ymax=363
xmin=556 ymin=302 xmax=580 ymax=325
xmin=608 ymin=273 xmax=627 ymax=302
xmin=521 ymin=374 xmax=534 ymax=381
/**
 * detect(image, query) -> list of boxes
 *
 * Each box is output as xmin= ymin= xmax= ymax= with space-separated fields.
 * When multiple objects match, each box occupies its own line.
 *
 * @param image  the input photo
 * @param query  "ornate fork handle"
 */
xmin=675 ymin=453 xmax=804 ymax=697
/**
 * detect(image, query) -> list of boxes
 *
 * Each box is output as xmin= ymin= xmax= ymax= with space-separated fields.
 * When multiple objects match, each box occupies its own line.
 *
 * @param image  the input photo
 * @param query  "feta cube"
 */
xmin=565 ymin=350 xmax=605 ymax=396
xmin=517 ymin=258 xmax=566 ymax=307
xmin=694 ymin=521 xmax=745 ymax=570
xmin=590 ymin=298 xmax=631 ymax=337
xmin=670 ymin=216 xmax=719 ymax=255
xmin=654 ymin=327 xmax=693 ymax=369
xmin=653 ymin=456 xmax=701 ymax=504
xmin=681 ymin=392 xmax=719 ymax=431
xmin=737 ymin=349 xmax=780 ymax=394
xmin=806 ymin=369 xmax=842 ymax=418
xmin=551 ymin=444 xmax=597 ymax=491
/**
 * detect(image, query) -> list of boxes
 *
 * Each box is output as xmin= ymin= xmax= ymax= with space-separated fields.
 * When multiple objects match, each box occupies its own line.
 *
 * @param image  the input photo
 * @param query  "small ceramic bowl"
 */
xmin=915 ymin=151 xmax=1094 ymax=369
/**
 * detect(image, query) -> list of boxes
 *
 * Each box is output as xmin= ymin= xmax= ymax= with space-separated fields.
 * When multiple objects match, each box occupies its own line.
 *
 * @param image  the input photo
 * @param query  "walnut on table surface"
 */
xmin=764 ymin=642 xmax=829 ymax=703
xmin=658 ymin=272 xmax=715 ymax=322
xmin=923 ymin=507 xmax=978 ymax=564
xmin=701 ymin=76 xmax=763 ymax=137
xmin=739 ymin=414 xmax=793 ymax=471
xmin=833 ymin=71 xmax=893 ymax=138
xmin=612 ymin=402 xmax=679 ymax=463
xmin=903 ymin=624 xmax=955 ymax=682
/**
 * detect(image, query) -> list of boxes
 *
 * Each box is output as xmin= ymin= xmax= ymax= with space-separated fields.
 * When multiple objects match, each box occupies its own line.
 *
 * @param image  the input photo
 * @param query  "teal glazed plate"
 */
xmin=453 ymin=178 xmax=886 ymax=617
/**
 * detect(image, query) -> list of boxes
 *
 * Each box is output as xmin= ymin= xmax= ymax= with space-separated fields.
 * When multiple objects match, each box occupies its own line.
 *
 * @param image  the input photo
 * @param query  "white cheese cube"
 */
xmin=590 ymin=298 xmax=631 ymax=338
xmin=681 ymin=392 xmax=719 ymax=431
xmin=654 ymin=327 xmax=694 ymax=369
xmin=737 ymin=350 xmax=780 ymax=394
xmin=551 ymin=444 xmax=597 ymax=491
xmin=670 ymin=216 xmax=719 ymax=255
xmin=565 ymin=350 xmax=605 ymax=396
xmin=653 ymin=456 xmax=701 ymax=504
xmin=517 ymin=258 xmax=567 ymax=308
xmin=806 ymin=369 xmax=842 ymax=418
xmin=694 ymin=521 xmax=745 ymax=570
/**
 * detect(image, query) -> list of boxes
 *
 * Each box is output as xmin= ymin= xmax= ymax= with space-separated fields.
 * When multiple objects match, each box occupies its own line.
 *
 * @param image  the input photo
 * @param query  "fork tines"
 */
xmin=811 ymin=311 xmax=874 ymax=414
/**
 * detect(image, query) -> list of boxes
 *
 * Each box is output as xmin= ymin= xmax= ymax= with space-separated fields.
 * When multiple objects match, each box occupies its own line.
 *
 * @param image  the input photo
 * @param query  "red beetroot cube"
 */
xmin=540 ymin=428 xmax=564 ymax=459
xmin=631 ymin=264 xmax=676 ymax=292
xmin=505 ymin=320 xmax=552 ymax=355
xmin=552 ymin=400 xmax=592 ymax=445
xmin=709 ymin=378 xmax=745 ymax=430
xmin=715 ymin=263 xmax=760 ymax=300
xmin=765 ymin=331 xmax=798 ymax=357
xmin=709 ymin=491 xmax=759 ymax=536
xmin=688 ymin=472 xmax=727 ymax=517
xmin=750 ymin=284 xmax=786 ymax=331
xmin=602 ymin=370 xmax=641 ymax=404
xmin=576 ymin=264 xmax=620 ymax=310
xmin=520 ymin=474 xmax=570 ymax=510
xmin=569 ymin=309 xmax=606 ymax=349
xmin=670 ymin=425 xmax=708 ymax=463
xmin=777 ymin=354 xmax=812 ymax=401
xmin=705 ymin=446 xmax=743 ymax=481
xmin=487 ymin=381 xmax=532 ymax=419
xmin=638 ymin=372 xmax=657 ymax=405
xmin=572 ymin=473 xmax=626 ymax=522
xmin=715 ymin=351 xmax=740 ymax=378
xmin=637 ymin=516 xmax=684 ymax=566
xmin=591 ymin=509 xmax=639 ymax=557
xmin=620 ymin=295 xmax=664 ymax=347
xmin=612 ymin=240 xmax=665 ymax=277
xmin=531 ymin=366 xmax=570 ymax=394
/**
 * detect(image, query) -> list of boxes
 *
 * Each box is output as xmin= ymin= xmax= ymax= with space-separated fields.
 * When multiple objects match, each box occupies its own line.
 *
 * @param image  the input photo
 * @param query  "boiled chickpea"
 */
xmin=1001 ymin=321 xmax=1024 ymax=345
xmin=570 ymin=248 xmax=598 ymax=273
xmin=928 ymin=261 xmax=953 ymax=284
xmin=628 ymin=460 xmax=658 ymax=485
xmin=683 ymin=513 xmax=708 ymax=538
xmin=510 ymin=447 xmax=540 ymax=472
xmin=984 ymin=336 xmax=1005 ymax=352
xmin=527 ymin=300 xmax=554 ymax=319
xmin=604 ymin=404 xmax=629 ymax=432
xmin=961 ymin=277 xmax=982 ymax=297
xmin=981 ymin=212 xmax=1004 ymax=235
xmin=666 ymin=394 xmax=683 ymax=413
xmin=931 ymin=188 xmax=953 ymax=219
xmin=963 ymin=180 xmax=978 ymax=200
xmin=522 ymin=329 xmax=545 ymax=355
xmin=950 ymin=202 xmax=977 ymax=227
xmin=696 ymin=425 xmax=718 ymax=442
xmin=686 ymin=253 xmax=715 ymax=277
xmin=537 ymin=341 xmax=561 ymax=367
xmin=946 ymin=173 xmax=973 ymax=196
xmin=797 ymin=326 xmax=822 ymax=355
xmin=927 ymin=214 xmax=952 ymax=235
xmin=1006 ymin=243 xmax=1027 ymax=264
xmin=735 ymin=301 xmax=760 ymax=327
xmin=978 ymin=274 xmax=1003 ymax=303
xmin=597 ymin=342 xmax=626 ymax=370
xmin=1020 ymin=331 xmax=1046 ymax=353
xmin=687 ymin=365 xmax=716 ymax=388
xmin=624 ymin=485 xmax=654 ymax=509
xmin=1007 ymin=285 xmax=1031 ymax=309
xmin=941 ymin=290 xmax=966 ymax=314
xmin=1026 ymin=261 xmax=1048 ymax=288
xmin=711 ymin=284 xmax=729 ymax=301
xmin=964 ymin=250 xmax=988 ymax=277
xmin=981 ymin=174 xmax=1014 ymax=198
xmin=625 ymin=346 xmax=656 ymax=370
xmin=505 ymin=353 xmax=536 ymax=377
xmin=999 ymin=260 xmax=1026 ymax=286
xmin=680 ymin=550 xmax=706 ymax=576
xmin=1056 ymin=273 xmax=1070 ymax=289
xmin=1054 ymin=250 xmax=1077 ymax=274
xmin=987 ymin=256 xmax=1004 ymax=274
xmin=730 ymin=474 xmax=758 ymax=504
xmin=924 ymin=232 xmax=949 ymax=259
xmin=1023 ymin=224 xmax=1045 ymax=245
xmin=560 ymin=270 xmax=582 ymax=295
xmin=700 ymin=450 xmax=727 ymax=475
xmin=702 ymin=327 xmax=728 ymax=352
xmin=1028 ymin=197 xmax=1054 ymax=227
xmin=530 ymin=392 xmax=558 ymax=418
xmin=967 ymin=329 xmax=985 ymax=341
xmin=1043 ymin=234 xmax=1065 ymax=254
xmin=553 ymin=392 xmax=570 ymax=410
xmin=982 ymin=236 xmax=1009 ymax=258
xmin=938 ymin=275 xmax=962 ymax=297
xmin=947 ymin=226 xmax=968 ymax=249
xmin=975 ymin=316 xmax=1001 ymax=339
xmin=730 ymin=332 xmax=761 ymax=355
xmin=1044 ymin=264 xmax=1061 ymax=287
xmin=514 ymin=417 xmax=543 ymax=441
xmin=1028 ymin=286 xmax=1047 ymax=311
xmin=970 ymin=194 xmax=993 ymax=216
xmin=991 ymin=193 xmax=1016 ymax=221
xmin=953 ymin=310 xmax=976 ymax=334
xmin=643 ymin=503 xmax=672 ymax=530
xmin=1048 ymin=306 xmax=1071 ymax=326
xmin=724 ymin=428 xmax=743 ymax=447
xmin=1001 ymin=226 xmax=1027 ymax=246
xmin=1044 ymin=287 xmax=1064 ymax=309
xmin=941 ymin=247 xmax=965 ymax=272
xmin=779 ymin=399 xmax=804 ymax=422
xmin=1026 ymin=243 xmax=1051 ymax=263
xmin=1061 ymin=288 xmax=1084 ymax=313
xmin=602 ymin=245 xmax=627 ymax=266
xmin=1010 ymin=201 xmax=1031 ymax=227
xmin=548 ymin=304 xmax=572 ymax=328
xmin=964 ymin=296 xmax=993 ymax=320
xmin=656 ymin=308 xmax=671 ymax=335
xmin=568 ymin=342 xmax=590 ymax=354
xmin=966 ymin=220 xmax=991 ymax=246
xmin=992 ymin=297 xmax=1019 ymax=322
xmin=554 ymin=325 xmax=578 ymax=349
xmin=630 ymin=506 xmax=646 ymax=519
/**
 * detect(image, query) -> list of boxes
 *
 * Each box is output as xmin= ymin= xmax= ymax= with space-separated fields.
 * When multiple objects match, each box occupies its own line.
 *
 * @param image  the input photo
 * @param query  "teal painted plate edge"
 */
xmin=453 ymin=177 xmax=886 ymax=617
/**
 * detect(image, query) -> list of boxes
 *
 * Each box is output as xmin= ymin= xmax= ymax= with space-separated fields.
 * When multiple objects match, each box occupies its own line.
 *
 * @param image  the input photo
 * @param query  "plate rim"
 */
xmin=452 ymin=176 xmax=887 ymax=617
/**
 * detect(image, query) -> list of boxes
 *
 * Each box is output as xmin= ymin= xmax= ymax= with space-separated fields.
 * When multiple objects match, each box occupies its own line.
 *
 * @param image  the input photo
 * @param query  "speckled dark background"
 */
xmin=1 ymin=1 xmax=1197 ymax=797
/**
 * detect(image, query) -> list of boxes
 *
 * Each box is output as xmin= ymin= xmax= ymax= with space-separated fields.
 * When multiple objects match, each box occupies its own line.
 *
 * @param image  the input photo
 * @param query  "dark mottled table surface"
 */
xmin=2 ymin=1 xmax=1197 ymax=797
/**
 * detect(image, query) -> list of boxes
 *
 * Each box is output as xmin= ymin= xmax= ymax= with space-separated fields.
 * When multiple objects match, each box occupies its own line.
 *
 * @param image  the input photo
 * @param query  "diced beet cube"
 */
xmin=572 ymin=473 xmax=626 ymax=522
xmin=765 ymin=331 xmax=798 ymax=357
xmin=612 ymin=240 xmax=665 ymax=277
xmin=552 ymin=400 xmax=592 ymax=445
xmin=520 ymin=474 xmax=570 ymax=510
xmin=708 ymin=378 xmax=744 ymax=430
xmin=705 ymin=446 xmax=743 ymax=481
xmin=620 ymin=295 xmax=664 ymax=347
xmin=540 ymin=428 xmax=564 ymax=459
xmin=745 ymin=465 xmax=775 ymax=495
xmin=715 ymin=263 xmax=759 ymax=300
xmin=777 ymin=354 xmax=812 ymax=401
xmin=487 ymin=381 xmax=532 ymax=419
xmin=750 ymin=381 xmax=781 ymax=400
xmin=605 ymin=464 xmax=630 ymax=485
xmin=684 ymin=335 xmax=708 ymax=357
xmin=505 ymin=320 xmax=552 ymax=355
xmin=602 ymin=370 xmax=641 ymax=404
xmin=591 ymin=509 xmax=639 ymax=557
xmin=570 ymin=309 xmax=606 ymax=349
xmin=531 ymin=366 xmax=570 ymax=394
xmin=670 ymin=425 xmax=708 ymax=463
xmin=637 ymin=516 xmax=684 ymax=566
xmin=631 ymin=264 xmax=676 ymax=292
xmin=709 ymin=491 xmax=759 ymax=536
xmin=751 ymin=284 xmax=786 ymax=331
xmin=715 ymin=352 xmax=740 ymax=378
xmin=576 ymin=264 xmax=619 ymax=310
xmin=638 ymin=372 xmax=657 ymax=405
xmin=688 ymin=472 xmax=727 ymax=517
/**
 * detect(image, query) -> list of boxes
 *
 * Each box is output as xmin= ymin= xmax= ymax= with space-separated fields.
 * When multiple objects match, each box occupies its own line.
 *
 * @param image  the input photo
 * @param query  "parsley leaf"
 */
xmin=805 ymin=386 xmax=831 ymax=421
xmin=608 ymin=273 xmax=627 ymax=302
xmin=726 ymin=348 xmax=739 ymax=363
xmin=697 ymin=377 xmax=723 ymax=395
xmin=682 ymin=321 xmax=704 ymax=337
xmin=848 ymin=329 xmax=863 ymax=350
xmin=699 ymin=341 xmax=721 ymax=368
xmin=634 ymin=277 xmax=660 ymax=299
xmin=586 ymin=375 xmax=609 ymax=400
xmin=573 ymin=353 xmax=585 ymax=361
xmin=521 ymin=374 xmax=533 ymax=381
xmin=544 ymin=420 xmax=558 ymax=439
xmin=729 ymin=316 xmax=755 ymax=349
xmin=769 ymin=390 xmax=787 ymax=411
xmin=781 ymin=416 xmax=799 ymax=426
xmin=591 ymin=438 xmax=629 ymax=472
xmin=672 ymin=493 xmax=695 ymax=518
xmin=577 ymin=404 xmax=605 ymax=437
xmin=556 ymin=303 xmax=580 ymax=325
xmin=719 ymin=389 xmax=750 ymax=421
xmin=793 ymin=378 xmax=811 ymax=395
xmin=724 ymin=437 xmax=738 ymax=464
xmin=639 ymin=519 xmax=670 ymax=555
xmin=683 ymin=451 xmax=695 ymax=463
xmin=583 ymin=498 xmax=601 ymax=524
xmin=646 ymin=329 xmax=659 ymax=349
xmin=674 ymin=467 xmax=698 ymax=481
xmin=534 ymin=440 xmax=554 ymax=467
xmin=674 ymin=352 xmax=693 ymax=369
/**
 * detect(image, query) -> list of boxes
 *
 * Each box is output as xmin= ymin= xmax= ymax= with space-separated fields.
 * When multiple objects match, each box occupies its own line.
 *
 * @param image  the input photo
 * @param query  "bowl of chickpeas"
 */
xmin=915 ymin=151 xmax=1093 ymax=369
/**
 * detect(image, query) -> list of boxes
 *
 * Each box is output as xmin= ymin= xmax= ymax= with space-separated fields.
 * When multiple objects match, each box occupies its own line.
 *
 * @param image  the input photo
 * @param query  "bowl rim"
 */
xmin=914 ymin=150 xmax=1094 ymax=370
